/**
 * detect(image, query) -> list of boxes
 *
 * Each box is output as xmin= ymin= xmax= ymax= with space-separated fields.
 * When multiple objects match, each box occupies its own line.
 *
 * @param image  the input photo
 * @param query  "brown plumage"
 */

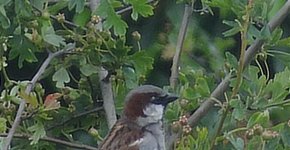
xmin=99 ymin=119 xmax=143 ymax=150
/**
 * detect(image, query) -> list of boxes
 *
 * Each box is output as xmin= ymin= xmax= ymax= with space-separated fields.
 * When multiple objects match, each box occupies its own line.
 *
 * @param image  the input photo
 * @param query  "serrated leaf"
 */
xmin=28 ymin=121 xmax=46 ymax=145
xmin=103 ymin=14 xmax=127 ymax=35
xmin=128 ymin=51 xmax=154 ymax=78
xmin=8 ymin=35 xmax=38 ymax=68
xmin=80 ymin=64 xmax=98 ymax=76
xmin=52 ymin=67 xmax=70 ymax=88
xmin=96 ymin=0 xmax=128 ymax=35
xmin=41 ymin=25 xmax=65 ymax=47
xmin=126 ymin=0 xmax=154 ymax=20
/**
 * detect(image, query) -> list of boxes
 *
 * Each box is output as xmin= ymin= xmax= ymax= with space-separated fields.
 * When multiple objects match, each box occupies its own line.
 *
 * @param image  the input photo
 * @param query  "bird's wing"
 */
xmin=99 ymin=120 xmax=144 ymax=150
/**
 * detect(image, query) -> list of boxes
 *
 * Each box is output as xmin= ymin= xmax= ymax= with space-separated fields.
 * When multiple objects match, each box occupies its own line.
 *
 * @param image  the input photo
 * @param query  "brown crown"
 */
xmin=123 ymin=92 xmax=159 ymax=120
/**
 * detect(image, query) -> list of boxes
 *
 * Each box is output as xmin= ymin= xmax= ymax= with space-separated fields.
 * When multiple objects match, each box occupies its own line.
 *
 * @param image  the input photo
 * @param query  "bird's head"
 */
xmin=123 ymin=85 xmax=178 ymax=126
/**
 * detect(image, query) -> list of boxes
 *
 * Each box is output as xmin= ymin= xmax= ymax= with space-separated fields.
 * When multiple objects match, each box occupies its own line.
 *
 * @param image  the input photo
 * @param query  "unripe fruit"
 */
xmin=253 ymin=124 xmax=263 ymax=135
xmin=179 ymin=99 xmax=189 ymax=108
xmin=42 ymin=11 xmax=50 ymax=20
xmin=132 ymin=31 xmax=141 ymax=41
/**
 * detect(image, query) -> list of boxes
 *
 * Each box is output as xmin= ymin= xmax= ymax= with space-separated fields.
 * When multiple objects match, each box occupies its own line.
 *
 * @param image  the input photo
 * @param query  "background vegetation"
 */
xmin=1 ymin=0 xmax=290 ymax=149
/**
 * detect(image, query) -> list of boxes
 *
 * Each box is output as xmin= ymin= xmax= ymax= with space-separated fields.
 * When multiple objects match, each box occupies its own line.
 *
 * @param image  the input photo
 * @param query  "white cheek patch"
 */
xmin=143 ymin=104 xmax=164 ymax=121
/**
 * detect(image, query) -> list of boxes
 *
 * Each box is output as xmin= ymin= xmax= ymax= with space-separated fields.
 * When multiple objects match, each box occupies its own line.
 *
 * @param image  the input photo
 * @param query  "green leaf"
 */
xmin=0 ymin=0 xmax=11 ymax=5
xmin=41 ymin=25 xmax=65 ymax=47
xmin=80 ymin=64 xmax=98 ymax=76
xmin=128 ymin=51 xmax=154 ymax=78
xmin=260 ymin=25 xmax=271 ymax=40
xmin=228 ymin=136 xmax=244 ymax=150
xmin=281 ymin=125 xmax=290 ymax=147
xmin=8 ymin=35 xmax=38 ymax=68
xmin=28 ymin=121 xmax=46 ymax=145
xmin=247 ymin=110 xmax=270 ymax=127
xmin=222 ymin=20 xmax=241 ymax=37
xmin=0 ymin=5 xmax=10 ymax=28
xmin=30 ymin=0 xmax=46 ymax=11
xmin=104 ymin=13 xmax=127 ymax=35
xmin=15 ymin=0 xmax=33 ymax=18
xmin=126 ymin=0 xmax=154 ymax=20
xmin=183 ymin=87 xmax=201 ymax=100
xmin=19 ymin=91 xmax=39 ymax=108
xmin=230 ymin=98 xmax=247 ymax=121
xmin=52 ymin=67 xmax=70 ymax=88
xmin=73 ymin=8 xmax=90 ymax=27
xmin=0 ymin=117 xmax=7 ymax=133
xmin=268 ymin=0 xmax=285 ymax=20
xmin=225 ymin=52 xmax=238 ymax=69
xmin=96 ymin=0 xmax=128 ymax=35
xmin=270 ymin=28 xmax=283 ymax=44
xmin=68 ymin=0 xmax=85 ymax=13
xmin=195 ymin=77 xmax=210 ymax=96
xmin=122 ymin=67 xmax=138 ymax=89
xmin=48 ymin=1 xmax=68 ymax=15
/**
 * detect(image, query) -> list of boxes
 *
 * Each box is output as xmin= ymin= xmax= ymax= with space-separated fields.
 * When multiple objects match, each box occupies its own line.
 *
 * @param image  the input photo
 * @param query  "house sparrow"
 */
xmin=99 ymin=85 xmax=178 ymax=150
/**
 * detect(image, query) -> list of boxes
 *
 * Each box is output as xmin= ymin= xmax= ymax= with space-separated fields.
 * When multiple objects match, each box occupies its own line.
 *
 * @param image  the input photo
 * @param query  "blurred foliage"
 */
xmin=0 ymin=0 xmax=290 ymax=149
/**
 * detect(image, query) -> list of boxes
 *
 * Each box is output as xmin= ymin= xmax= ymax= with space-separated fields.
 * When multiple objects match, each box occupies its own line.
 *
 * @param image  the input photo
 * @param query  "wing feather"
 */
xmin=99 ymin=120 xmax=144 ymax=150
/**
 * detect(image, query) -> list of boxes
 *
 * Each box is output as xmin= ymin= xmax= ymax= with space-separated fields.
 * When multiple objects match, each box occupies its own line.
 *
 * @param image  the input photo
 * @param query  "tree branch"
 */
xmin=98 ymin=67 xmax=117 ymax=129
xmin=166 ymin=1 xmax=290 ymax=149
xmin=47 ymin=107 xmax=103 ymax=131
xmin=0 ymin=133 xmax=98 ymax=150
xmin=2 ymin=44 xmax=75 ymax=150
xmin=89 ymin=0 xmax=117 ymax=129
xmin=170 ymin=3 xmax=194 ymax=88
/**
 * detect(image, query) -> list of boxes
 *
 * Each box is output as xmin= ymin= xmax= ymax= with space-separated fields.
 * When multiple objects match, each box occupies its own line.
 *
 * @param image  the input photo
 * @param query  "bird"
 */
xmin=99 ymin=85 xmax=178 ymax=150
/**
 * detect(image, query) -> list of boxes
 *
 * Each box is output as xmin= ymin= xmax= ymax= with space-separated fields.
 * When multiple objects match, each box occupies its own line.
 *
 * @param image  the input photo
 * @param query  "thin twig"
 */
xmin=116 ymin=0 xmax=155 ymax=14
xmin=47 ymin=107 xmax=103 ymax=131
xmin=0 ymin=133 xmax=98 ymax=150
xmin=210 ymin=1 xmax=253 ymax=149
xmin=166 ymin=1 xmax=290 ymax=148
xmin=170 ymin=3 xmax=194 ymax=88
xmin=166 ymin=2 xmax=194 ymax=149
xmin=2 ymin=44 xmax=75 ymax=150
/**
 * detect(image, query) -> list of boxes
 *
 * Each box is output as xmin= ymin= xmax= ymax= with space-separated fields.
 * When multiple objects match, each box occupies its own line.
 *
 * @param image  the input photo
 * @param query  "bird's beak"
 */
xmin=163 ymin=94 xmax=179 ymax=105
